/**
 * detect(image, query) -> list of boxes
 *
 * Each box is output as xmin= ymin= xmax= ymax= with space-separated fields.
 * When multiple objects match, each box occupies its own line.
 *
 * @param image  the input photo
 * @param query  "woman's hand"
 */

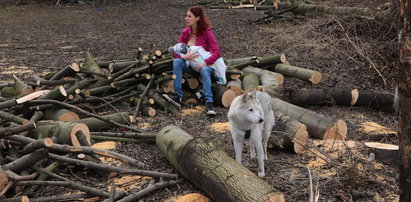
xmin=194 ymin=62 xmax=207 ymax=72
xmin=181 ymin=50 xmax=199 ymax=61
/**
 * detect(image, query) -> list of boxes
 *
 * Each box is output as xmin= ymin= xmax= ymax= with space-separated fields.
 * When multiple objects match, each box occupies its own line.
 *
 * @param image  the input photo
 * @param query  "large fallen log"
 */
xmin=271 ymin=98 xmax=347 ymax=140
xmin=289 ymin=88 xmax=353 ymax=106
xmin=156 ymin=125 xmax=285 ymax=202
xmin=351 ymin=89 xmax=395 ymax=112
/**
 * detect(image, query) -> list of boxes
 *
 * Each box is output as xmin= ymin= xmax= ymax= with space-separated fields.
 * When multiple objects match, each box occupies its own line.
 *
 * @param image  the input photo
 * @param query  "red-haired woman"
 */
xmin=168 ymin=6 xmax=222 ymax=116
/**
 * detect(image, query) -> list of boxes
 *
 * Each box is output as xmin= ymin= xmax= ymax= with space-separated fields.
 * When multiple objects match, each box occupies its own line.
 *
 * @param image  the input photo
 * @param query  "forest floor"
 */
xmin=0 ymin=0 xmax=400 ymax=201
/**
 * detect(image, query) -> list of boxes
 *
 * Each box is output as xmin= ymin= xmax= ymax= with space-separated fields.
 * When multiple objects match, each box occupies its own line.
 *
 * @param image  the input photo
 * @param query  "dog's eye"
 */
xmin=249 ymin=109 xmax=253 ymax=112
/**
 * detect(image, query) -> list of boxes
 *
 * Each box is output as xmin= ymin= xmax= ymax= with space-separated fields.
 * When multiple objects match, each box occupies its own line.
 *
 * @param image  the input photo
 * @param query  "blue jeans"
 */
xmin=173 ymin=58 xmax=214 ymax=103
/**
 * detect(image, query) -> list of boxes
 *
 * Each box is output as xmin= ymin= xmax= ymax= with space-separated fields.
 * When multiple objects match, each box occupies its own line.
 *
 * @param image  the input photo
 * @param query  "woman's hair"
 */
xmin=189 ymin=6 xmax=212 ymax=33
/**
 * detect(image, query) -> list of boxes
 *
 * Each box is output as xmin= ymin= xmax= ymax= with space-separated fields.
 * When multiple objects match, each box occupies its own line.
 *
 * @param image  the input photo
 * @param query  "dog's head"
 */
xmin=229 ymin=89 xmax=264 ymax=126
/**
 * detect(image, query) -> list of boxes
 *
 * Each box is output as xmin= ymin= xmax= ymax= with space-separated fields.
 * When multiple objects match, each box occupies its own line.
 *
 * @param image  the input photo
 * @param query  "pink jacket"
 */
xmin=174 ymin=27 xmax=221 ymax=66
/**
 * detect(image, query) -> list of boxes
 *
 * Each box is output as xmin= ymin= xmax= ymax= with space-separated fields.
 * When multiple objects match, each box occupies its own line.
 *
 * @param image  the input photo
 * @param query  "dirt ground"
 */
xmin=0 ymin=0 xmax=400 ymax=201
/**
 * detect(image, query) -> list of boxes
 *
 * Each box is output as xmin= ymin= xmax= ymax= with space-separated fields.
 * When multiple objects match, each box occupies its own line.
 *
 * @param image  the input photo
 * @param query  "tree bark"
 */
xmin=243 ymin=66 xmax=284 ymax=85
xmin=289 ymin=88 xmax=353 ymax=107
xmin=399 ymin=0 xmax=411 ymax=200
xmin=4 ymin=149 xmax=49 ymax=173
xmin=271 ymin=98 xmax=347 ymax=140
xmin=242 ymin=73 xmax=260 ymax=91
xmin=156 ymin=125 xmax=285 ymax=202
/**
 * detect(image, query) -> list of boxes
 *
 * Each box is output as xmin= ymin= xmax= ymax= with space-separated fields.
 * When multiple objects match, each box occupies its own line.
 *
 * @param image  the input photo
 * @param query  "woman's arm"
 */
xmin=203 ymin=29 xmax=221 ymax=66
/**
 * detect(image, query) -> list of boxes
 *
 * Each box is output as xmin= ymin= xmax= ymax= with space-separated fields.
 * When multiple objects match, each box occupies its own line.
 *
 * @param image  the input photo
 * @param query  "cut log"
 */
xmin=39 ymin=85 xmax=67 ymax=101
xmin=290 ymin=88 xmax=353 ymax=107
xmin=183 ymin=75 xmax=199 ymax=90
xmin=211 ymin=84 xmax=236 ymax=107
xmin=226 ymin=79 xmax=243 ymax=96
xmin=35 ymin=121 xmax=91 ymax=146
xmin=0 ymin=110 xmax=29 ymax=125
xmin=364 ymin=142 xmax=399 ymax=166
xmin=274 ymin=63 xmax=322 ymax=84
xmin=43 ymin=109 xmax=80 ymax=122
xmin=1 ymin=75 xmax=34 ymax=98
xmin=351 ymin=89 xmax=395 ymax=112
xmin=271 ymin=98 xmax=347 ymax=140
xmin=243 ymin=66 xmax=284 ymax=85
xmin=242 ymin=73 xmax=260 ymax=91
xmin=70 ymin=112 xmax=130 ymax=132
xmin=156 ymin=125 xmax=285 ymax=202
xmin=271 ymin=112 xmax=309 ymax=154
xmin=226 ymin=68 xmax=243 ymax=80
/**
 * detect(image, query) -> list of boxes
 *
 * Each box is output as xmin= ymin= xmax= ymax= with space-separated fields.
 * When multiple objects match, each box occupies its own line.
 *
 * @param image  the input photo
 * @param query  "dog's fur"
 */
xmin=228 ymin=89 xmax=275 ymax=177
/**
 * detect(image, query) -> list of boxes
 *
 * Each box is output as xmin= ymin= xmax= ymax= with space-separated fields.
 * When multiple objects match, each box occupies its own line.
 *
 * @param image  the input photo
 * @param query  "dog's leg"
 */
xmin=231 ymin=131 xmax=244 ymax=164
xmin=250 ymin=140 xmax=256 ymax=159
xmin=262 ymin=129 xmax=270 ymax=160
xmin=250 ymin=129 xmax=265 ymax=177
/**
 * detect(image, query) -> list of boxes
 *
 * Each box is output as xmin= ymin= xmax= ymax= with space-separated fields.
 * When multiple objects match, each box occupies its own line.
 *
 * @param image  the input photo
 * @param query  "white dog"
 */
xmin=228 ymin=89 xmax=275 ymax=177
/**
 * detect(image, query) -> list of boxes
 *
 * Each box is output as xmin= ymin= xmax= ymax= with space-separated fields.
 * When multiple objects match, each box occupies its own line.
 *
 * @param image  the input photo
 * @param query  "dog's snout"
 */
xmin=259 ymin=118 xmax=264 ymax=123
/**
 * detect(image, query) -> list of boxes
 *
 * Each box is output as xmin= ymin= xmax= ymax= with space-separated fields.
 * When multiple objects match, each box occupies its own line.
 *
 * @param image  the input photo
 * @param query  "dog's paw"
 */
xmin=250 ymin=153 xmax=256 ymax=159
xmin=258 ymin=172 xmax=265 ymax=178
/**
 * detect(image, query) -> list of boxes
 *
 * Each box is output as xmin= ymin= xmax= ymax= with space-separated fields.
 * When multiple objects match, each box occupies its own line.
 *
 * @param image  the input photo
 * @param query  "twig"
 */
xmin=116 ymin=179 xmax=184 ymax=202
xmin=48 ymin=153 xmax=178 ymax=180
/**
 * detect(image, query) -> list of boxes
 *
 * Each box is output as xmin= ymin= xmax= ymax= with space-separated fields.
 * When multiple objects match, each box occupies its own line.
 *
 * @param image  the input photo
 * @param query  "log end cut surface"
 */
xmin=221 ymin=89 xmax=236 ymax=107
xmin=309 ymin=71 xmax=322 ymax=84
xmin=70 ymin=123 xmax=91 ymax=146
xmin=323 ymin=119 xmax=347 ymax=140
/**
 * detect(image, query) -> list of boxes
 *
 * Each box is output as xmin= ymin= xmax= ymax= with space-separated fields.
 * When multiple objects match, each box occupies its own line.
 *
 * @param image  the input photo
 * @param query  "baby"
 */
xmin=169 ymin=43 xmax=226 ymax=85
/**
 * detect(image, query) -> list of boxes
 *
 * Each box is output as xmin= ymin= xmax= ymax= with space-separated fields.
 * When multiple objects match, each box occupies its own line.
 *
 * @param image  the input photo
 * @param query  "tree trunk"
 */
xmin=156 ymin=125 xmax=285 ymax=202
xmin=274 ymin=63 xmax=322 ymax=84
xmin=271 ymin=98 xmax=347 ymax=140
xmin=399 ymin=0 xmax=411 ymax=200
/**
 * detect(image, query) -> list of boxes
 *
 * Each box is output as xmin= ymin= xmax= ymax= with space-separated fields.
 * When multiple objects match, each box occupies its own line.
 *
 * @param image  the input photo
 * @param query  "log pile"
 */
xmin=0 ymin=47 xmax=398 ymax=200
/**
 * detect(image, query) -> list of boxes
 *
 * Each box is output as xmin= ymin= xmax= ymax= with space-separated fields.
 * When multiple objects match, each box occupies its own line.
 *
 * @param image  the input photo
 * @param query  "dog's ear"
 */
xmin=242 ymin=88 xmax=256 ymax=103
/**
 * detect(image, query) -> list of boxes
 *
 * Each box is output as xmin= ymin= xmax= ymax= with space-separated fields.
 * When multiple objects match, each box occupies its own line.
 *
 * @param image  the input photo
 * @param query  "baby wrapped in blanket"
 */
xmin=169 ymin=43 xmax=226 ymax=85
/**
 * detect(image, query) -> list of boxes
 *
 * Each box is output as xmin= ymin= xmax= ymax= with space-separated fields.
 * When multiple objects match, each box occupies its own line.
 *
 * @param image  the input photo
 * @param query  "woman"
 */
xmin=168 ymin=6 xmax=222 ymax=116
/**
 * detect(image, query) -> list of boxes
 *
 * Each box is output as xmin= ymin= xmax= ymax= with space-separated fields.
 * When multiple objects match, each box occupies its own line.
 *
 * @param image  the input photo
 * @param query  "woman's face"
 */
xmin=185 ymin=10 xmax=199 ymax=27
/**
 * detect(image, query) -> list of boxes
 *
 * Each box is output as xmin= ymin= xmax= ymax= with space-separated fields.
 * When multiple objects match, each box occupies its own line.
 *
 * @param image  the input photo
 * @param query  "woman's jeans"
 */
xmin=173 ymin=58 xmax=214 ymax=103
